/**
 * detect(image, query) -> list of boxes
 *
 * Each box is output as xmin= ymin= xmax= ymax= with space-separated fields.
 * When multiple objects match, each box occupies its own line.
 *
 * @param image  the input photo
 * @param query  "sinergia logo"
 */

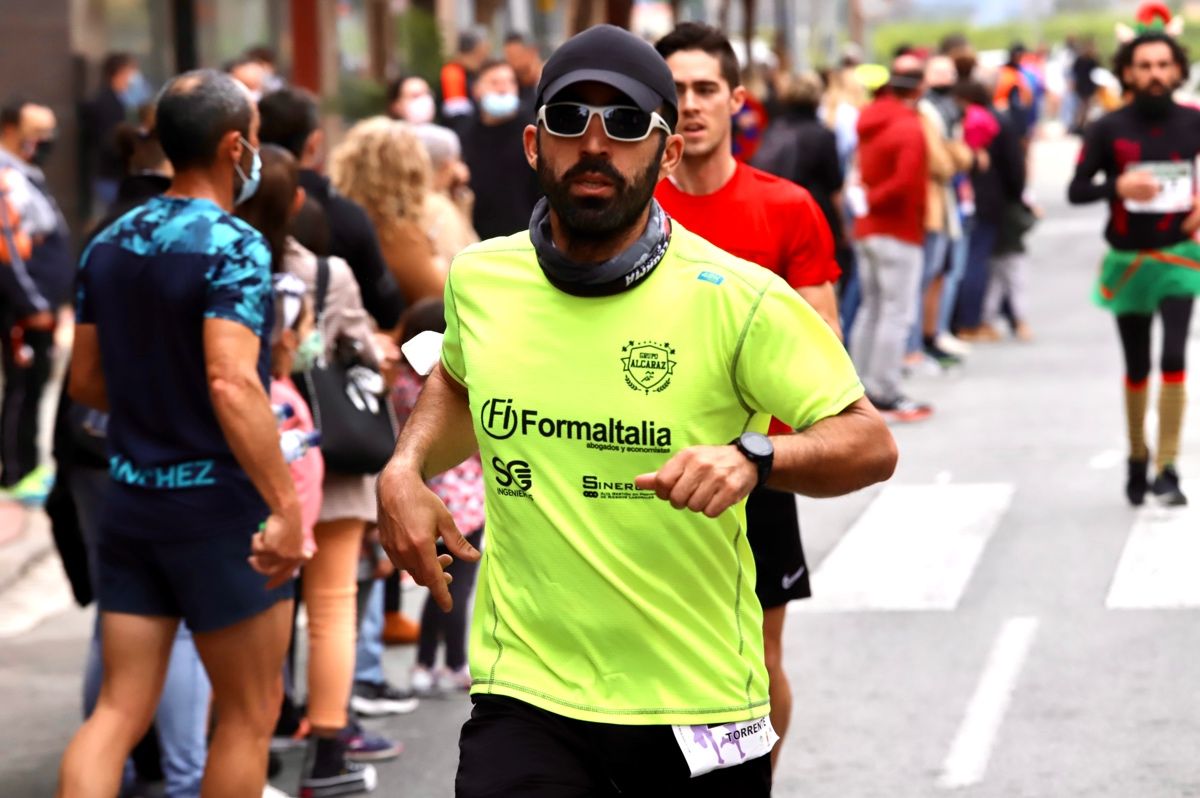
xmin=581 ymin=474 xmax=656 ymax=501
xmin=493 ymin=457 xmax=532 ymax=498
xmin=480 ymin=398 xmax=518 ymax=440
xmin=621 ymin=340 xmax=676 ymax=394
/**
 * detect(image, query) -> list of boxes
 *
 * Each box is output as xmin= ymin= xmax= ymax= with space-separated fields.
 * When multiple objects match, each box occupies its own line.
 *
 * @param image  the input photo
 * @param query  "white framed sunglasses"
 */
xmin=537 ymin=102 xmax=673 ymax=142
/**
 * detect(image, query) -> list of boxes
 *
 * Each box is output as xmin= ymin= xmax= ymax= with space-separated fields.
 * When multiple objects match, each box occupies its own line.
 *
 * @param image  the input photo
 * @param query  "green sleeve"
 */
xmin=440 ymin=269 xmax=467 ymax=385
xmin=734 ymin=276 xmax=864 ymax=430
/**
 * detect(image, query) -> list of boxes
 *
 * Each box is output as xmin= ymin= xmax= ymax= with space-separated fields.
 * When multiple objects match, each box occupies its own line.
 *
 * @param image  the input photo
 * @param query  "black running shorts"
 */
xmin=744 ymin=485 xmax=811 ymax=609
xmin=455 ymin=696 xmax=772 ymax=797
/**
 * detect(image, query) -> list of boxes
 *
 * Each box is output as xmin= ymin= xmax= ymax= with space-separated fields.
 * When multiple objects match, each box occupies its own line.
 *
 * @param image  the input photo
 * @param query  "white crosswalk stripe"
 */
xmin=792 ymin=483 xmax=1015 ymax=612
xmin=1106 ymin=481 xmax=1200 ymax=609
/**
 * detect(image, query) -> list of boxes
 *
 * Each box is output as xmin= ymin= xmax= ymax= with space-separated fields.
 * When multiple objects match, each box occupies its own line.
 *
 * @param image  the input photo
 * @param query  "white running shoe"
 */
xmin=411 ymin=665 xmax=437 ymax=696
xmin=936 ymin=332 xmax=972 ymax=356
xmin=437 ymin=666 xmax=473 ymax=692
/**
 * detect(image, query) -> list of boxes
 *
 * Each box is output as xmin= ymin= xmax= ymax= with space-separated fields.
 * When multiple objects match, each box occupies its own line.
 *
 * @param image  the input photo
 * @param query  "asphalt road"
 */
xmin=2 ymin=135 xmax=1198 ymax=798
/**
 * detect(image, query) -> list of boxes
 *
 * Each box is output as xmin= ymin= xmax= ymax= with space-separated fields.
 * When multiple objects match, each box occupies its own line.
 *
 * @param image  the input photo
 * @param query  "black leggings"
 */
xmin=1116 ymin=296 xmax=1194 ymax=384
xmin=417 ymin=527 xmax=483 ymax=670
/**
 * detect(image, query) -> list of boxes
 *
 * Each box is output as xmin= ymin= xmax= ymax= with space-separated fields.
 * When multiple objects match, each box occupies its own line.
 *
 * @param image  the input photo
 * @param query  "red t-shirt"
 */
xmin=656 ymin=162 xmax=841 ymax=434
xmin=654 ymin=161 xmax=840 ymax=289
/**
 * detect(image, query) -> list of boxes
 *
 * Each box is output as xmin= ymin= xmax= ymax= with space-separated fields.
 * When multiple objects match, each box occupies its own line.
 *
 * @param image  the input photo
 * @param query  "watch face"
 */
xmin=740 ymin=432 xmax=773 ymax=458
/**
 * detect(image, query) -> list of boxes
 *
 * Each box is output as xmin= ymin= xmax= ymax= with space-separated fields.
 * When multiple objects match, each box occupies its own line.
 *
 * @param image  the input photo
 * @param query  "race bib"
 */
xmin=1124 ymin=161 xmax=1195 ymax=214
xmin=671 ymin=715 xmax=778 ymax=778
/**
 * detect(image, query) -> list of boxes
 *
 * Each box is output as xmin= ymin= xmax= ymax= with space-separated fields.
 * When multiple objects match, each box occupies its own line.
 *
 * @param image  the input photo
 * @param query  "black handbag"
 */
xmin=296 ymin=257 xmax=398 ymax=474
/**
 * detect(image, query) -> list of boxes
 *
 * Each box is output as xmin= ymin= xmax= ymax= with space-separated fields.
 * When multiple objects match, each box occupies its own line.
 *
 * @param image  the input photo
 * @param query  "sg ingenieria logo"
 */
xmin=493 ymin=456 xmax=532 ymax=498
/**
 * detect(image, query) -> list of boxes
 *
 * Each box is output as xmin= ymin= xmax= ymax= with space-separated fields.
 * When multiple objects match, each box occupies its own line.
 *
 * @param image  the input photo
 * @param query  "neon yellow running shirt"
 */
xmin=442 ymin=223 xmax=863 ymax=725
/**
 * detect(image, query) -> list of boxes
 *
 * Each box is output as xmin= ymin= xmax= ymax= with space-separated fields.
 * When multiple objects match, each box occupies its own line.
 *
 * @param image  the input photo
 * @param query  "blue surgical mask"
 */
xmin=481 ymin=92 xmax=520 ymax=119
xmin=119 ymin=71 xmax=152 ymax=109
xmin=234 ymin=136 xmax=262 ymax=206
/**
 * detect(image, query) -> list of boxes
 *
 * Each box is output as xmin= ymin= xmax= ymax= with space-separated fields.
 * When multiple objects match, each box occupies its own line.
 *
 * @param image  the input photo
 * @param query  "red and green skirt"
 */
xmin=1096 ymin=239 xmax=1200 ymax=315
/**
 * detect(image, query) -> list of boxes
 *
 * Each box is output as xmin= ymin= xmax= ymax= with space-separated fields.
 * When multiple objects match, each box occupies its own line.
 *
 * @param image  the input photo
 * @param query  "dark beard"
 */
xmin=1132 ymin=83 xmax=1174 ymax=119
xmin=537 ymin=136 xmax=666 ymax=244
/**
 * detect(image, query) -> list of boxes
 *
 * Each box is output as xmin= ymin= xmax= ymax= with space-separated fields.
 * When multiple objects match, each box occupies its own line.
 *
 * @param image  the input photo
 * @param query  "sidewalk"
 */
xmin=0 ymin=500 xmax=50 ymax=590
xmin=0 ymin=312 xmax=73 ymax=622
xmin=0 ymin=499 xmax=73 ymax=637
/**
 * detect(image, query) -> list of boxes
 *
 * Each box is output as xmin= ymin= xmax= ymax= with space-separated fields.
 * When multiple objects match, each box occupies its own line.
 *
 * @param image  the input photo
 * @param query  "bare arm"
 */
xmin=390 ymin=363 xmax=479 ymax=479
xmin=636 ymin=396 xmax=896 ymax=517
xmin=67 ymin=324 xmax=108 ymax=411
xmin=376 ymin=364 xmax=481 ymax=611
xmin=768 ymin=396 xmax=896 ymax=496
xmin=796 ymin=282 xmax=843 ymax=340
xmin=205 ymin=318 xmax=307 ymax=585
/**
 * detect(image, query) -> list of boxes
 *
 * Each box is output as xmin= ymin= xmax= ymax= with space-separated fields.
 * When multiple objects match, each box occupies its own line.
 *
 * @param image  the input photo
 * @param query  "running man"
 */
xmin=58 ymin=70 xmax=308 ymax=797
xmin=1068 ymin=19 xmax=1200 ymax=506
xmin=377 ymin=25 xmax=897 ymax=796
xmin=652 ymin=22 xmax=840 ymax=769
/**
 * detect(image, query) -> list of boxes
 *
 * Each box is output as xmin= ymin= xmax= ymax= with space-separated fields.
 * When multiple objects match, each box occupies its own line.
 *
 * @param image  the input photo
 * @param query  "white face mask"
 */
xmin=404 ymin=94 xmax=436 ymax=124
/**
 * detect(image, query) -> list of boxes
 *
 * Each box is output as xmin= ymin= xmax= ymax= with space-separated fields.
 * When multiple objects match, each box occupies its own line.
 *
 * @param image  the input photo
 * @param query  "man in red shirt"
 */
xmin=851 ymin=54 xmax=933 ymax=421
xmin=654 ymin=22 xmax=841 ymax=770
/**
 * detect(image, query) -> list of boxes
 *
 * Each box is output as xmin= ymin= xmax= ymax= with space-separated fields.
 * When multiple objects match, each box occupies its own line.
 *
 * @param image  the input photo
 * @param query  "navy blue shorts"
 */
xmin=97 ymin=528 xmax=294 ymax=634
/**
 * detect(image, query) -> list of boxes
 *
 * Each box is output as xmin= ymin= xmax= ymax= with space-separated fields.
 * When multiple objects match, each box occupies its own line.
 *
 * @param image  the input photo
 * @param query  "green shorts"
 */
xmin=1096 ymin=239 xmax=1200 ymax=316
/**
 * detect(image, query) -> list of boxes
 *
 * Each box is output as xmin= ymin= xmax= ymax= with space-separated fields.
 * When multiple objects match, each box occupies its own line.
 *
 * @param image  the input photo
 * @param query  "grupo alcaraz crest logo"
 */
xmin=622 ymin=340 xmax=676 ymax=394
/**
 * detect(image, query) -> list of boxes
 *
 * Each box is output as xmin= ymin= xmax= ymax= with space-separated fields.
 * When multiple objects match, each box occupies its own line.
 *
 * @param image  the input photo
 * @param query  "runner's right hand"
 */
xmin=377 ymin=463 xmax=481 ymax=612
xmin=249 ymin=508 xmax=310 ymax=589
xmin=1116 ymin=170 xmax=1160 ymax=202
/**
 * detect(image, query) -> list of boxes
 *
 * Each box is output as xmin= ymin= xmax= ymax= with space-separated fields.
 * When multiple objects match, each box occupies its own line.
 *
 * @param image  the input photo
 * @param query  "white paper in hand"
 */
xmin=401 ymin=330 xmax=444 ymax=376
xmin=1124 ymin=161 xmax=1195 ymax=214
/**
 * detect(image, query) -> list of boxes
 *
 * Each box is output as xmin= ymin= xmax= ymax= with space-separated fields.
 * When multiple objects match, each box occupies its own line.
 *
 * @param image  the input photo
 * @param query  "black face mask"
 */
xmin=929 ymin=85 xmax=953 ymax=96
xmin=30 ymin=138 xmax=55 ymax=166
xmin=1132 ymin=87 xmax=1174 ymax=119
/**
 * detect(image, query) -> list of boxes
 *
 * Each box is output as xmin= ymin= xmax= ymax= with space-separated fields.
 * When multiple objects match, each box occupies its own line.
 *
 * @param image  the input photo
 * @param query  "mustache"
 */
xmin=561 ymin=157 xmax=627 ymax=189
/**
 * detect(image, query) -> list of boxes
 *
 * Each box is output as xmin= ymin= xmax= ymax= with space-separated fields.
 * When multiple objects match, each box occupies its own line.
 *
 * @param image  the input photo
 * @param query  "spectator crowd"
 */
xmin=0 ymin=21 xmax=1102 ymax=798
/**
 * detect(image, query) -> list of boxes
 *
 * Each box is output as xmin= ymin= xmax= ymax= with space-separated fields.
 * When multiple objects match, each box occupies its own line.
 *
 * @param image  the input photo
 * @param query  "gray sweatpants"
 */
xmin=850 ymin=235 xmax=924 ymax=403
xmin=984 ymin=252 xmax=1029 ymax=326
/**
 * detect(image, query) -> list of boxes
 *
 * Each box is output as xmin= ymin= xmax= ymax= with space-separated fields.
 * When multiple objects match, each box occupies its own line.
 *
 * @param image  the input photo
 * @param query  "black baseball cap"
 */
xmin=536 ymin=25 xmax=678 ymax=119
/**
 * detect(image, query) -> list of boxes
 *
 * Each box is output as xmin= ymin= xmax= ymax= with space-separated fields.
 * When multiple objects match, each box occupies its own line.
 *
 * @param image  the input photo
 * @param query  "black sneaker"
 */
xmin=350 ymin=680 xmax=419 ymax=717
xmin=1151 ymin=465 xmax=1188 ymax=507
xmin=923 ymin=341 xmax=962 ymax=367
xmin=299 ymin=737 xmax=378 ymax=798
xmin=870 ymin=394 xmax=934 ymax=423
xmin=1126 ymin=458 xmax=1149 ymax=507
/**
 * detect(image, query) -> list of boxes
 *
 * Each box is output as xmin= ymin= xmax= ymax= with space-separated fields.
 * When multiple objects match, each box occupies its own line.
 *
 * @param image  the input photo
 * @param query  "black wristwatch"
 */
xmin=731 ymin=432 xmax=774 ymax=490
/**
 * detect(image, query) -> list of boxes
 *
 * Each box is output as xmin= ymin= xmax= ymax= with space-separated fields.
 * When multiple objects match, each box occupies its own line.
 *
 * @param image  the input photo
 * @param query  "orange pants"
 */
xmin=303 ymin=518 xmax=364 ymax=731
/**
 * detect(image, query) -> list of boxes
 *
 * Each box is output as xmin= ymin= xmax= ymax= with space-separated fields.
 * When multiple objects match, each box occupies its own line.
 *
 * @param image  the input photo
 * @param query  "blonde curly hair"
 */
xmin=329 ymin=116 xmax=431 ymax=230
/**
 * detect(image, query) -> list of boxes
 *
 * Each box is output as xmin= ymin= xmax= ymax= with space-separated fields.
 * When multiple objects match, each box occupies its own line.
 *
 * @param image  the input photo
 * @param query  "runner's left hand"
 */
xmin=635 ymin=445 xmax=758 ymax=518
